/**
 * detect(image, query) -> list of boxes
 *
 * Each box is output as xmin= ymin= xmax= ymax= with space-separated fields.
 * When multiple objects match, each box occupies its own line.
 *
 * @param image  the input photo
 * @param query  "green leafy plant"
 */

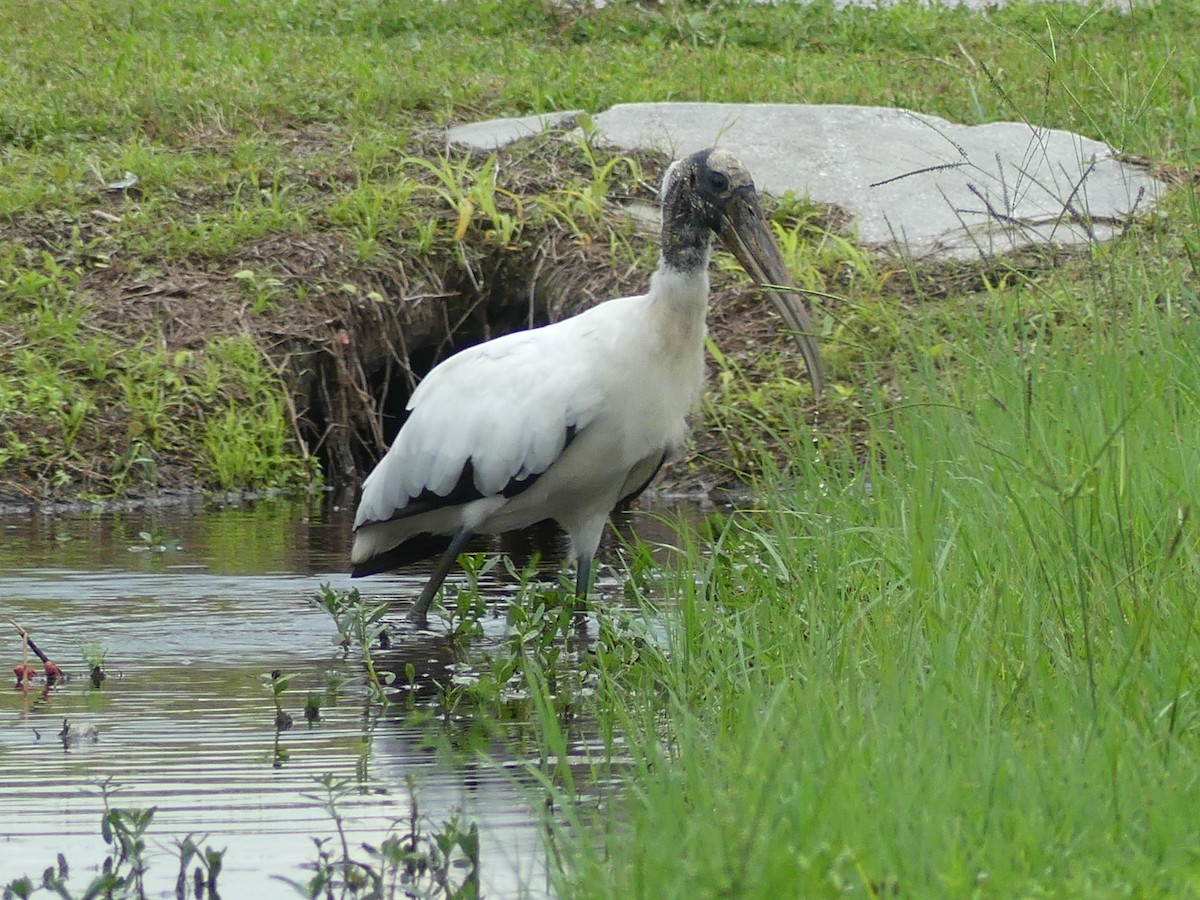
xmin=312 ymin=585 xmax=395 ymax=706
xmin=262 ymin=668 xmax=295 ymax=732
xmin=278 ymin=774 xmax=479 ymax=900
xmin=404 ymin=153 xmax=526 ymax=250
xmin=232 ymin=267 xmax=286 ymax=314
xmin=127 ymin=527 xmax=182 ymax=553
xmin=1 ymin=779 xmax=225 ymax=899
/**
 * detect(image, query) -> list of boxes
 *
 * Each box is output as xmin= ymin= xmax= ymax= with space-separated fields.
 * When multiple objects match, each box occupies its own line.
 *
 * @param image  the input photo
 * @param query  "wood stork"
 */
xmin=351 ymin=147 xmax=822 ymax=626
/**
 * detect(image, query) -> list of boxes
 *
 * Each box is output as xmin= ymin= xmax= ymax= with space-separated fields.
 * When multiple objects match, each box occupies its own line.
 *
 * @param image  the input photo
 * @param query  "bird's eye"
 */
xmin=709 ymin=171 xmax=729 ymax=193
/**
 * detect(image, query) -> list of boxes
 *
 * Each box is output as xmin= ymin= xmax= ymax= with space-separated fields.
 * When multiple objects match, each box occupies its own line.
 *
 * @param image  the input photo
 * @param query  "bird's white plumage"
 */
xmin=351 ymin=264 xmax=710 ymax=566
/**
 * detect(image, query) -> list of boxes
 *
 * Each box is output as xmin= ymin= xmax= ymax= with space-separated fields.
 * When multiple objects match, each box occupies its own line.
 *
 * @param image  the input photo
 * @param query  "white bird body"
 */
xmin=352 ymin=264 xmax=708 ymax=562
xmin=351 ymin=148 xmax=821 ymax=624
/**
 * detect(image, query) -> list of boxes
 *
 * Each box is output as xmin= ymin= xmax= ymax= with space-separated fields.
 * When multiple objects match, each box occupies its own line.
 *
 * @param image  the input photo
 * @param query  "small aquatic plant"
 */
xmin=172 ymin=835 xmax=225 ymax=900
xmin=127 ymin=528 xmax=182 ymax=553
xmin=1 ymin=779 xmax=226 ymax=899
xmin=262 ymin=669 xmax=295 ymax=731
xmin=277 ymin=774 xmax=480 ymax=900
xmin=312 ymin=585 xmax=394 ymax=707
xmin=80 ymin=642 xmax=107 ymax=687
xmin=440 ymin=552 xmax=494 ymax=639
xmin=303 ymin=692 xmax=322 ymax=724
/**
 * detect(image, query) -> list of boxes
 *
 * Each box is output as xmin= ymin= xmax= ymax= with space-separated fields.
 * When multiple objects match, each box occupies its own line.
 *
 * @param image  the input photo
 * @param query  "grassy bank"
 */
xmin=559 ymin=196 xmax=1200 ymax=896
xmin=2 ymin=0 xmax=1197 ymax=501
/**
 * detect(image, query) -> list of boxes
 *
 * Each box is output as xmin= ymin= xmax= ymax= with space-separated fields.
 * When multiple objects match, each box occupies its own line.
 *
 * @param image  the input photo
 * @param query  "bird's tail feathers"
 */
xmin=349 ymin=532 xmax=455 ymax=577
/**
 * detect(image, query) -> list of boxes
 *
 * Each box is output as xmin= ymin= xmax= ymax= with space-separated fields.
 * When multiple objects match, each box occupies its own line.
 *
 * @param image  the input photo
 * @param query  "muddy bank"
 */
xmin=0 ymin=134 xmax=833 ymax=512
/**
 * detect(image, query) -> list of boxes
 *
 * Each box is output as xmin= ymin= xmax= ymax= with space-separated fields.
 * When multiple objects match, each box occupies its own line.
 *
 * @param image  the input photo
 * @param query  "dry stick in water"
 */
xmin=11 ymin=619 xmax=64 ymax=684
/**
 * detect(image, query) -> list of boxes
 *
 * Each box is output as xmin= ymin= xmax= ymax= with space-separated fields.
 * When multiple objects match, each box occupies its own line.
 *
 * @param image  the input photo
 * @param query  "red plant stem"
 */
xmin=25 ymin=635 xmax=51 ymax=664
xmin=11 ymin=622 xmax=53 ymax=664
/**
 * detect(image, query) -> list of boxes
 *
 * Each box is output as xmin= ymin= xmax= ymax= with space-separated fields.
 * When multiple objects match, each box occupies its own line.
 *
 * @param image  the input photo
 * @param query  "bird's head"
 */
xmin=662 ymin=147 xmax=823 ymax=399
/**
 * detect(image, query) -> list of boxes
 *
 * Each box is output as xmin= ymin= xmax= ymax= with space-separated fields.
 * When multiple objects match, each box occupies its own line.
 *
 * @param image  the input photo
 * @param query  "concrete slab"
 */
xmin=450 ymin=102 xmax=1163 ymax=260
xmin=446 ymin=111 xmax=582 ymax=150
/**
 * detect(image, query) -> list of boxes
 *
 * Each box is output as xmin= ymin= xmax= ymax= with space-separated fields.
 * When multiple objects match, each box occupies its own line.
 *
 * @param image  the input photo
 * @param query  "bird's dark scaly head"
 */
xmin=661 ymin=147 xmax=823 ymax=398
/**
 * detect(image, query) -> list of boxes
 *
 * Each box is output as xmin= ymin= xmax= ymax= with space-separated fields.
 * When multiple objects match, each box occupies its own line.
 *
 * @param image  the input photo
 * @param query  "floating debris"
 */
xmin=11 ymin=620 xmax=64 ymax=688
xmin=58 ymin=718 xmax=100 ymax=749
xmin=105 ymin=171 xmax=140 ymax=192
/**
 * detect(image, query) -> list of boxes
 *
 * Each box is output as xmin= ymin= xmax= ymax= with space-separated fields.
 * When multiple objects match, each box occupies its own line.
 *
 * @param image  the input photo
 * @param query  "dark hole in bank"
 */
xmin=367 ymin=276 xmax=552 ymax=451
xmin=295 ymin=260 xmax=543 ymax=486
xmin=300 ymin=256 xmax=589 ymax=569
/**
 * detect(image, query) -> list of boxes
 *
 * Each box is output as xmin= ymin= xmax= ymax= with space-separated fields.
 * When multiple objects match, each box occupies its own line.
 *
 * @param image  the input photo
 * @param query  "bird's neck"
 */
xmin=647 ymin=259 xmax=711 ymax=337
xmin=653 ymin=186 xmax=714 ymax=334
xmin=661 ymin=206 xmax=713 ymax=274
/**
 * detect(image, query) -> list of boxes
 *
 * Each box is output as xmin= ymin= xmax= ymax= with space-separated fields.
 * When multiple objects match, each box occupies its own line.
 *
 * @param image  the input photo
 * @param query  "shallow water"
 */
xmin=0 ymin=498 xmax=694 ymax=896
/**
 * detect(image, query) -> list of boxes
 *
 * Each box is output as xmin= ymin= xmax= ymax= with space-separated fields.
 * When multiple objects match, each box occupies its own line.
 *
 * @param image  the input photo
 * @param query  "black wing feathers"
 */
xmin=360 ymin=424 xmax=583 ymax=528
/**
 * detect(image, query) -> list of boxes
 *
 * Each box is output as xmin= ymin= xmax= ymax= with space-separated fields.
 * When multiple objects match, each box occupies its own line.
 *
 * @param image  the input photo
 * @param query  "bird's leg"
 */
xmin=574 ymin=553 xmax=594 ymax=600
xmin=409 ymin=527 xmax=474 ymax=627
xmin=573 ymin=553 xmax=594 ymax=615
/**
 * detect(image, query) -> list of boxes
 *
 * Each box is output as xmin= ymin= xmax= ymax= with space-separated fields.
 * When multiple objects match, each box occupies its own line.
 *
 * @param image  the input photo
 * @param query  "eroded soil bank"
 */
xmin=1 ymin=132 xmax=851 ymax=513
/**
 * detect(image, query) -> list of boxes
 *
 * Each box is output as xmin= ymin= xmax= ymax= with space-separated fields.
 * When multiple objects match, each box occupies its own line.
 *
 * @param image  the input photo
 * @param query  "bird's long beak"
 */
xmin=719 ymin=191 xmax=824 ymax=399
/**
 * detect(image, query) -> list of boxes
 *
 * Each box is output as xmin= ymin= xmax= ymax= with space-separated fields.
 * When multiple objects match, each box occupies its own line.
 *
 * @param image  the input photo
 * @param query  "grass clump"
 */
xmin=554 ymin=217 xmax=1200 ymax=895
xmin=0 ymin=286 xmax=312 ymax=498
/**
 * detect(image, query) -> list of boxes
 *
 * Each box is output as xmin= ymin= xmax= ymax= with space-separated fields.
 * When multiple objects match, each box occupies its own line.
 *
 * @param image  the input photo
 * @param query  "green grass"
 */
xmin=2 ymin=0 xmax=1199 ymax=497
xmin=1 ymin=0 xmax=1195 ymax=159
xmin=552 ymin=202 xmax=1200 ymax=896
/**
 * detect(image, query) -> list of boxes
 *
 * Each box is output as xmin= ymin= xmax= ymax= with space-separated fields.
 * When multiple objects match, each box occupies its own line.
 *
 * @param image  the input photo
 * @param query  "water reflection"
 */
xmin=0 ymin=495 xmax=700 ymax=895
